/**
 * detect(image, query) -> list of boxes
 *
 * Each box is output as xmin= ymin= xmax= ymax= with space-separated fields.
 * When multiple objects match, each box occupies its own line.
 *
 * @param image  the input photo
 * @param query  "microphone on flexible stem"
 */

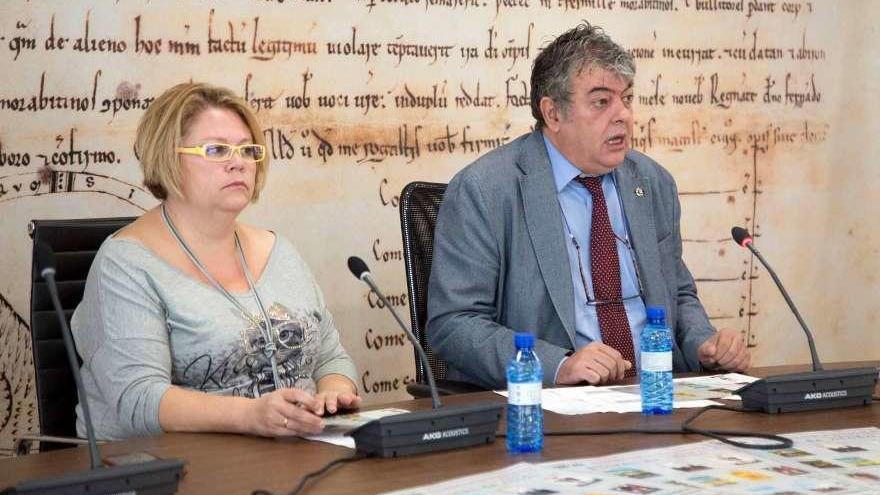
xmin=347 ymin=256 xmax=442 ymax=409
xmin=731 ymin=227 xmax=823 ymax=372
xmin=729 ymin=227 xmax=877 ymax=413
xmin=5 ymin=243 xmax=184 ymax=494
xmin=346 ymin=256 xmax=502 ymax=458
xmin=36 ymin=243 xmax=103 ymax=469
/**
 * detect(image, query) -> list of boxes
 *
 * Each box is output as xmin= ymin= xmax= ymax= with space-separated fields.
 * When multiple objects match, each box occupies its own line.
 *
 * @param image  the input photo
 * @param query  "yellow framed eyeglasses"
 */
xmin=176 ymin=143 xmax=266 ymax=163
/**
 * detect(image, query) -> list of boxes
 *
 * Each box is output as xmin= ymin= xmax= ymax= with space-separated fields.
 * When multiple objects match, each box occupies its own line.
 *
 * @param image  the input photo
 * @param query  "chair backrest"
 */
xmin=399 ymin=181 xmax=447 ymax=385
xmin=29 ymin=217 xmax=136 ymax=450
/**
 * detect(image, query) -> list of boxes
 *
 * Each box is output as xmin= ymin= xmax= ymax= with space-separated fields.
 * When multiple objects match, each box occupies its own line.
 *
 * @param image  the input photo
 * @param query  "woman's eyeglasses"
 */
xmin=569 ymin=232 xmax=644 ymax=307
xmin=177 ymin=143 xmax=266 ymax=163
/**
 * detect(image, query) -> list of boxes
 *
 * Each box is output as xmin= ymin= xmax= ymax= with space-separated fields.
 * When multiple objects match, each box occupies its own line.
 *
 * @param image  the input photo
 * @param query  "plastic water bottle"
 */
xmin=640 ymin=306 xmax=673 ymax=415
xmin=506 ymin=332 xmax=543 ymax=453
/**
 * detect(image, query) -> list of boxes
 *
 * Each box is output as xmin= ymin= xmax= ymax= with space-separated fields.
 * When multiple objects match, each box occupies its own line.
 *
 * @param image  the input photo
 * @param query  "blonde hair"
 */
xmin=134 ymin=82 xmax=269 ymax=201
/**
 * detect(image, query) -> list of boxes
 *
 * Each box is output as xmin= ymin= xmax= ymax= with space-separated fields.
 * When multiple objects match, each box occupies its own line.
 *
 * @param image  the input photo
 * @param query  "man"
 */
xmin=426 ymin=23 xmax=749 ymax=390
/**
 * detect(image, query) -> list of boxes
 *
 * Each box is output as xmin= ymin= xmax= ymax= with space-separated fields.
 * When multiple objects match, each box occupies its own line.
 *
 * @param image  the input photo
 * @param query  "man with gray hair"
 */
xmin=427 ymin=22 xmax=749 ymax=389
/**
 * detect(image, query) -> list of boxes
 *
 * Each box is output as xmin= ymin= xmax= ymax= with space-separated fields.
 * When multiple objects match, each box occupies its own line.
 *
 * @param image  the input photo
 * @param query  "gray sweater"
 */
xmin=71 ymin=234 xmax=358 ymax=440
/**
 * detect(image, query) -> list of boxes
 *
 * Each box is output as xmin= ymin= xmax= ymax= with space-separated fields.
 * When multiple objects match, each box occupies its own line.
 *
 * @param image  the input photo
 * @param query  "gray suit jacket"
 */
xmin=426 ymin=130 xmax=716 ymax=389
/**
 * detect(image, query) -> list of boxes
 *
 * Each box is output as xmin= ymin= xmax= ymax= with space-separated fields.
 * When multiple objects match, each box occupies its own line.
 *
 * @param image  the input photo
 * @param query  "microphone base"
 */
xmin=736 ymin=367 xmax=878 ymax=414
xmin=349 ymin=401 xmax=503 ymax=458
xmin=8 ymin=458 xmax=185 ymax=494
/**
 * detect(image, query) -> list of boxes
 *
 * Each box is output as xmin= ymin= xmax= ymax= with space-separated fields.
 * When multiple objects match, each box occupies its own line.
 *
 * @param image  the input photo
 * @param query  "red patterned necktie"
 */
xmin=575 ymin=176 xmax=637 ymax=376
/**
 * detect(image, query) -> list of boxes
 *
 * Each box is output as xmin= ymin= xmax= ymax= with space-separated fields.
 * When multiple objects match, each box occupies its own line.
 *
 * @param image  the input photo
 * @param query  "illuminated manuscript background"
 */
xmin=1 ymin=0 xmax=877 ymax=454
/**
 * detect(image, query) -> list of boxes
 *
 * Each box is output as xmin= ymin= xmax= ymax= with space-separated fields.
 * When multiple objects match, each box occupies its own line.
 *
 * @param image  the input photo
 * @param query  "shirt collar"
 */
xmin=542 ymin=133 xmax=605 ymax=193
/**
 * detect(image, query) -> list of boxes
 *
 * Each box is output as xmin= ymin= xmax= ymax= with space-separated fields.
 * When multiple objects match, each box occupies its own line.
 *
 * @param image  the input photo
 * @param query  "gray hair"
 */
xmin=530 ymin=22 xmax=635 ymax=129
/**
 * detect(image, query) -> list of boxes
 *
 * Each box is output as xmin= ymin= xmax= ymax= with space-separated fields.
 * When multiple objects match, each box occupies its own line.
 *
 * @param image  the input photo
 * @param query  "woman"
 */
xmin=71 ymin=82 xmax=361 ymax=441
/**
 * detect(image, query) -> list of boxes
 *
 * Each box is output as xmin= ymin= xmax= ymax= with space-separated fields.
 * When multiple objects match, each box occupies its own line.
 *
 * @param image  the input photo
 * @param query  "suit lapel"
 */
xmin=518 ymin=132 xmax=576 ymax=346
xmin=614 ymin=159 xmax=666 ymax=309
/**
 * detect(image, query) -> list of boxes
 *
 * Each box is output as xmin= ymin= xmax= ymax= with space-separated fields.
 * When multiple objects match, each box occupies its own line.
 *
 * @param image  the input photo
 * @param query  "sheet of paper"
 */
xmin=302 ymin=407 xmax=410 ymax=449
xmin=611 ymin=373 xmax=761 ymax=401
xmin=495 ymin=374 xmax=760 ymax=415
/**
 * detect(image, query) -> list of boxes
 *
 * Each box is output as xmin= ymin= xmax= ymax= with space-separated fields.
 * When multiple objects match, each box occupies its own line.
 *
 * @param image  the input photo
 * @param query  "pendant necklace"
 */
xmin=161 ymin=203 xmax=283 ymax=391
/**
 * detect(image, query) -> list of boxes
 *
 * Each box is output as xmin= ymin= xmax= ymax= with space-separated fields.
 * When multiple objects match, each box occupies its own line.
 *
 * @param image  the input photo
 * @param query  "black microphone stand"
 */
xmin=5 ymin=243 xmax=185 ymax=494
xmin=43 ymin=263 xmax=103 ymax=468
xmin=356 ymin=270 xmax=442 ymax=409
xmin=346 ymin=256 xmax=502 ymax=458
xmin=737 ymin=236 xmax=822 ymax=372
xmin=730 ymin=227 xmax=877 ymax=413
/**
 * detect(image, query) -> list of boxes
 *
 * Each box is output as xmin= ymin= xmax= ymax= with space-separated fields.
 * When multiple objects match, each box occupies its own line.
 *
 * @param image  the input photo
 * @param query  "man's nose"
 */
xmin=614 ymin=98 xmax=633 ymax=125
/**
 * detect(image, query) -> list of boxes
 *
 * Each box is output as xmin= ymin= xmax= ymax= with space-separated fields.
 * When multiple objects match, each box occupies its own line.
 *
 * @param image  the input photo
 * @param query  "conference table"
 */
xmin=2 ymin=362 xmax=878 ymax=494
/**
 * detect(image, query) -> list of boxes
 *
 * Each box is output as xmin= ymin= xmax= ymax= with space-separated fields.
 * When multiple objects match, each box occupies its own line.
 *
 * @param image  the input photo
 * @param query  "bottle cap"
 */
xmin=646 ymin=306 xmax=665 ymax=320
xmin=514 ymin=332 xmax=534 ymax=349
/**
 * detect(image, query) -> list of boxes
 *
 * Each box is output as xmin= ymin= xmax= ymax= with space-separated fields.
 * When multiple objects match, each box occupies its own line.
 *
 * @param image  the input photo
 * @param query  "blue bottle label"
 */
xmin=508 ymin=382 xmax=541 ymax=405
xmin=641 ymin=351 xmax=672 ymax=372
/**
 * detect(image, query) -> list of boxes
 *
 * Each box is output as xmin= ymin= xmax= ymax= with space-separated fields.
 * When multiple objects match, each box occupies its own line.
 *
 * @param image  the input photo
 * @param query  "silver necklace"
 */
xmin=160 ymin=204 xmax=282 ymax=391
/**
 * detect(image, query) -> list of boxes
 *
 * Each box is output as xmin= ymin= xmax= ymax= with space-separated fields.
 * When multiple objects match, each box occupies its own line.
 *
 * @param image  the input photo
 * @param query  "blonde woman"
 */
xmin=72 ymin=82 xmax=360 ymax=441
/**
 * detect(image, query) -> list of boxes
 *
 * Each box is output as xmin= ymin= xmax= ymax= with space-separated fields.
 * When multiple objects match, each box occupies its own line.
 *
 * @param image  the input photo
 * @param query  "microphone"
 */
xmin=7 ymin=243 xmax=184 ymax=494
xmin=345 ymin=256 xmax=502 ymax=458
xmin=730 ymin=226 xmax=752 ymax=248
xmin=346 ymin=256 xmax=369 ymax=281
xmin=34 ymin=242 xmax=101 ymax=468
xmin=729 ymin=227 xmax=877 ymax=413
xmin=731 ymin=227 xmax=822 ymax=371
xmin=347 ymin=257 xmax=441 ymax=408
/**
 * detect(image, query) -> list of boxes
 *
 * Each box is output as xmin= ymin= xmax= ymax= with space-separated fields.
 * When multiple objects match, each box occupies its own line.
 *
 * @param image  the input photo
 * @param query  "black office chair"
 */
xmin=399 ymin=182 xmax=484 ymax=398
xmin=20 ymin=216 xmax=136 ymax=453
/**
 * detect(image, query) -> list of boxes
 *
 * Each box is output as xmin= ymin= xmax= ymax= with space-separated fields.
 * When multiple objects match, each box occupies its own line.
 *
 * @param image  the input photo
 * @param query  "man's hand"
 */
xmin=698 ymin=328 xmax=751 ymax=372
xmin=556 ymin=342 xmax=632 ymax=385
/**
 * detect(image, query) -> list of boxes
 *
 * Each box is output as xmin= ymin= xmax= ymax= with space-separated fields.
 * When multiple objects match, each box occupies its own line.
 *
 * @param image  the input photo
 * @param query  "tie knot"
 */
xmin=574 ymin=175 xmax=603 ymax=195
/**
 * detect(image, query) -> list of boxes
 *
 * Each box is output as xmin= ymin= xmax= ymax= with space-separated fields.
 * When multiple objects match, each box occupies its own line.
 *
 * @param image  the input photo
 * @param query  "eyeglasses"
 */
xmin=176 ymin=143 xmax=266 ymax=163
xmin=569 ymin=232 xmax=644 ymax=307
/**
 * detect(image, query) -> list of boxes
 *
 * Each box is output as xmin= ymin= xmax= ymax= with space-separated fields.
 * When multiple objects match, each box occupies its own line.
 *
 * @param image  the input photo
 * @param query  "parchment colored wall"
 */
xmin=1 ymin=0 xmax=877 ymax=455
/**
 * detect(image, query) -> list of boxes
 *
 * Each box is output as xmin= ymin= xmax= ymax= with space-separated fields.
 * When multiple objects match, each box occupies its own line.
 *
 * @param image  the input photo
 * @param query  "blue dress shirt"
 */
xmin=543 ymin=135 xmax=647 ymax=366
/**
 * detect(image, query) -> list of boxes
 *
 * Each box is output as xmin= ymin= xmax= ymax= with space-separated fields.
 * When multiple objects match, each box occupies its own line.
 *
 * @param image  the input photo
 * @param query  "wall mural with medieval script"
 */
xmin=0 ymin=0 xmax=877 ymax=455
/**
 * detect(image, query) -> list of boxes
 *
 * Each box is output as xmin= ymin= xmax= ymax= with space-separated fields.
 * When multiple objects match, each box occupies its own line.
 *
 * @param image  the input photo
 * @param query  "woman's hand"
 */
xmin=314 ymin=390 xmax=363 ymax=415
xmin=315 ymin=374 xmax=362 ymax=415
xmin=246 ymin=387 xmax=325 ymax=437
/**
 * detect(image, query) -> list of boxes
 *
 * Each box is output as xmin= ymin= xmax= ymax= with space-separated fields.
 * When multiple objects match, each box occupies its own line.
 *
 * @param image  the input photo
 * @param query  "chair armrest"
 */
xmin=14 ymin=434 xmax=92 ymax=456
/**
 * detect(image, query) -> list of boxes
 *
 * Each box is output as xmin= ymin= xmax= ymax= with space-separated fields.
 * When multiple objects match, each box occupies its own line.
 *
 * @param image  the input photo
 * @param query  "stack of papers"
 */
xmin=495 ymin=373 xmax=759 ymax=415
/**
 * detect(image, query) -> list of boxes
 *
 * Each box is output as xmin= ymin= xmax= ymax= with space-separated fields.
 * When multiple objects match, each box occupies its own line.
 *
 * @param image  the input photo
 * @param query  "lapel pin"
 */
xmin=634 ymin=187 xmax=645 ymax=197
